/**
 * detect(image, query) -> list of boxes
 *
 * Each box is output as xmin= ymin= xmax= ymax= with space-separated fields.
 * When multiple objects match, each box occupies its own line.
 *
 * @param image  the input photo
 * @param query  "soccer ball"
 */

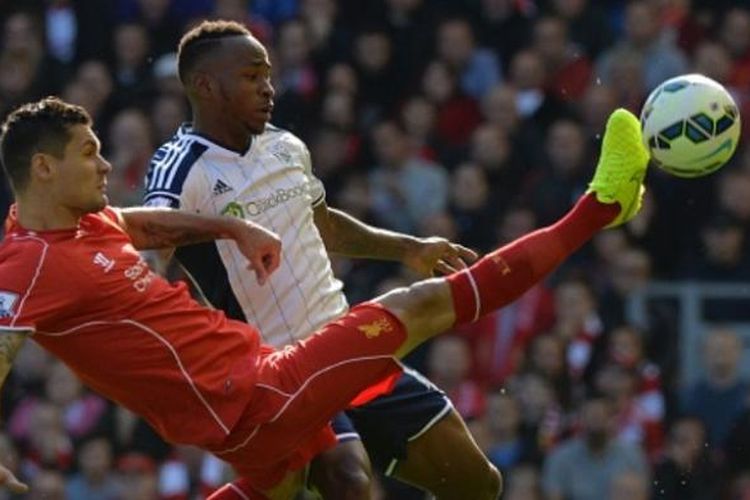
xmin=640 ymin=74 xmax=741 ymax=178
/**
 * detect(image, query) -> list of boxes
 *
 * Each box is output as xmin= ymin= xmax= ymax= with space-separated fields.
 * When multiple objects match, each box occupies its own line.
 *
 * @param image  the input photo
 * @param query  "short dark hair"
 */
xmin=0 ymin=97 xmax=91 ymax=193
xmin=177 ymin=20 xmax=252 ymax=84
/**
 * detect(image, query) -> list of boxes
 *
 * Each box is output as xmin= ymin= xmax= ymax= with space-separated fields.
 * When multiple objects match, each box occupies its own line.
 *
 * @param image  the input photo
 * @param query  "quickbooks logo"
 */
xmin=221 ymin=202 xmax=245 ymax=218
xmin=220 ymin=181 xmax=313 ymax=218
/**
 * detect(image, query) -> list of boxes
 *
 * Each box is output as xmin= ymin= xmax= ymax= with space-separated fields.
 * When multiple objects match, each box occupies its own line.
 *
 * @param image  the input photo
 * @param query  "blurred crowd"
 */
xmin=2 ymin=0 xmax=750 ymax=499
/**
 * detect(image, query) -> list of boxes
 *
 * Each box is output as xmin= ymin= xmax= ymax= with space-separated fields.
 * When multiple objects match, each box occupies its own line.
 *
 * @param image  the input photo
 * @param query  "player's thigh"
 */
xmin=259 ymin=304 xmax=406 ymax=428
xmin=393 ymin=408 xmax=502 ymax=500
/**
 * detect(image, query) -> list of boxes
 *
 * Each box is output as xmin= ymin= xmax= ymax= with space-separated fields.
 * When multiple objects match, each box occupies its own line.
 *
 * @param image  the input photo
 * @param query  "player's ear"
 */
xmin=191 ymin=71 xmax=216 ymax=99
xmin=29 ymin=152 xmax=55 ymax=182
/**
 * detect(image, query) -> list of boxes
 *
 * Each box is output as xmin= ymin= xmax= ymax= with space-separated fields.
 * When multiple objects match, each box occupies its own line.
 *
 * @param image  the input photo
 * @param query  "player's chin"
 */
xmin=93 ymin=194 xmax=109 ymax=211
xmin=246 ymin=119 xmax=267 ymax=135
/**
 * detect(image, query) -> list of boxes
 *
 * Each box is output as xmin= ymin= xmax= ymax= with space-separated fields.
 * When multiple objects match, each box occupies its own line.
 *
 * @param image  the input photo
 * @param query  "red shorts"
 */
xmin=206 ymin=303 xmax=407 ymax=492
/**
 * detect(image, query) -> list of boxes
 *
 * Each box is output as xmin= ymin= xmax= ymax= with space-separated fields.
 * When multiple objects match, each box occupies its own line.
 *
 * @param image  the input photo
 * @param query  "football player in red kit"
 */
xmin=0 ymin=97 xmax=647 ymax=499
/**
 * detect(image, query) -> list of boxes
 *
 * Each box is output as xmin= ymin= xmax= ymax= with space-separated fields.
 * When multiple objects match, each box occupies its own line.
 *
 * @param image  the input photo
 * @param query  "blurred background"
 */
xmin=1 ymin=0 xmax=750 ymax=499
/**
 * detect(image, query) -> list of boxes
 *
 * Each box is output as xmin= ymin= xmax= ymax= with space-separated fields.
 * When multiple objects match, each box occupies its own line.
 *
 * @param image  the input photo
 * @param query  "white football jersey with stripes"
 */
xmin=144 ymin=124 xmax=348 ymax=347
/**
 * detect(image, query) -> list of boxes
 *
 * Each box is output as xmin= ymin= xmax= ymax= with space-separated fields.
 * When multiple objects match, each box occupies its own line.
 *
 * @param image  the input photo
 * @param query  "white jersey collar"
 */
xmin=177 ymin=123 xmax=255 ymax=158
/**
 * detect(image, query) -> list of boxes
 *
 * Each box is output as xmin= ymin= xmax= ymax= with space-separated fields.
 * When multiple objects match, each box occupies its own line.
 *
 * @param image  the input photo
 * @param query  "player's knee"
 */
xmin=457 ymin=460 xmax=502 ymax=500
xmin=486 ymin=463 xmax=503 ymax=500
xmin=377 ymin=279 xmax=453 ymax=339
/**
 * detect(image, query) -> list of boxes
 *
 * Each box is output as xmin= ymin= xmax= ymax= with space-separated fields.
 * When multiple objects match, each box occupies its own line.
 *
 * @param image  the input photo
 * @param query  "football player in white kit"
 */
xmin=144 ymin=21 xmax=499 ymax=499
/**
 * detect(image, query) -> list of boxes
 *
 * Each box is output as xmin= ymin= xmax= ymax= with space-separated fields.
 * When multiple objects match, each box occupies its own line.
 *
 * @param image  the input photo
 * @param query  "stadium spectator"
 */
xmin=152 ymin=52 xmax=182 ymax=96
xmin=511 ymin=372 xmax=566 ymax=455
xmin=531 ymin=16 xmax=592 ymax=101
xmin=106 ymin=108 xmax=154 ymax=206
xmin=65 ymin=437 xmax=123 ymax=500
xmin=9 ymin=361 xmax=110 ymax=454
xmin=651 ymin=417 xmax=721 ymax=499
xmin=112 ymin=23 xmax=154 ymax=106
xmin=426 ymin=336 xmax=486 ymax=420
xmin=352 ymin=30 xmax=397 ymax=127
xmin=527 ymin=334 xmax=573 ymax=409
xmin=548 ymin=0 xmax=613 ymax=59
xmin=0 ymin=11 xmax=64 ymax=108
xmin=609 ymin=471 xmax=649 ymax=500
xmin=118 ymin=0 xmax=183 ymax=57
xmin=275 ymin=19 xmax=318 ymax=102
xmin=594 ymin=363 xmax=664 ymax=459
xmin=150 ymin=93 xmax=188 ymax=145
xmin=717 ymin=169 xmax=750 ymax=225
xmin=525 ymin=118 xmax=592 ymax=226
xmin=719 ymin=7 xmax=750 ymax=89
xmin=596 ymin=0 xmax=689 ymax=92
xmin=420 ymin=59 xmax=482 ymax=154
xmin=449 ymin=162 xmax=497 ymax=251
xmin=212 ymin=0 xmax=272 ymax=44
xmin=117 ymin=452 xmax=158 ymax=500
xmin=606 ymin=326 xmax=665 ymax=429
xmin=436 ymin=17 xmax=502 ymax=101
xmin=368 ymin=120 xmax=449 ymax=233
xmin=399 ymin=94 xmax=439 ymax=161
xmin=682 ymin=327 xmax=748 ymax=447
xmin=27 ymin=469 xmax=65 ymax=500
xmin=542 ymin=397 xmax=648 ymax=500
xmin=552 ymin=277 xmax=604 ymax=385
xmin=483 ymin=392 xmax=539 ymax=471
xmin=681 ymin=212 xmax=750 ymax=283
xmin=580 ymin=84 xmax=618 ymax=142
xmin=502 ymin=463 xmax=543 ymax=500
xmin=507 ymin=48 xmax=570 ymax=132
xmin=63 ymin=60 xmax=116 ymax=130
xmin=598 ymin=248 xmax=653 ymax=329
xmin=692 ymin=40 xmax=733 ymax=85
xmin=469 ymin=123 xmax=527 ymax=201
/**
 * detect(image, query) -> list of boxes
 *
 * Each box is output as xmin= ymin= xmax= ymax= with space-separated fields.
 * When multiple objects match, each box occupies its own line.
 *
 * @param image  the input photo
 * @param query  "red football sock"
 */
xmin=447 ymin=193 xmax=619 ymax=325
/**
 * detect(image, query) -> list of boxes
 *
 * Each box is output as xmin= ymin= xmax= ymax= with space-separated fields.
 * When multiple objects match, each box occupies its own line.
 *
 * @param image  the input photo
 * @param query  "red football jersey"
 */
xmin=0 ymin=207 xmax=260 ymax=447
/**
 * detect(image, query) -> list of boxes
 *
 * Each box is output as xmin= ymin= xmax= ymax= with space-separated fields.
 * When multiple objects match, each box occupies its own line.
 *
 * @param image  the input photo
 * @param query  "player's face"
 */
xmin=53 ymin=125 xmax=112 ymax=214
xmin=214 ymin=36 xmax=274 ymax=135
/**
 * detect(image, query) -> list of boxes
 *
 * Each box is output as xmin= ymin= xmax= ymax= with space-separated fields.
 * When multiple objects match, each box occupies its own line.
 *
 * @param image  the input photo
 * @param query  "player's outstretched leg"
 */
xmin=379 ymin=108 xmax=650 ymax=358
xmin=371 ymin=108 xmax=648 ymax=499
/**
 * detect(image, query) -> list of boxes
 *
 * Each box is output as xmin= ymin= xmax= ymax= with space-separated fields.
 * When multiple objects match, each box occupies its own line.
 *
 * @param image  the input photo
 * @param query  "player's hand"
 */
xmin=403 ymin=237 xmax=478 ymax=277
xmin=234 ymin=221 xmax=282 ymax=285
xmin=0 ymin=464 xmax=27 ymax=494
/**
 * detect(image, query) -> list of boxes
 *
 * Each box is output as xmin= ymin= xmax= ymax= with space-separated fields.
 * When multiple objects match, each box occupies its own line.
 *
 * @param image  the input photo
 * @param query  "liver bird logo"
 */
xmin=357 ymin=317 xmax=393 ymax=339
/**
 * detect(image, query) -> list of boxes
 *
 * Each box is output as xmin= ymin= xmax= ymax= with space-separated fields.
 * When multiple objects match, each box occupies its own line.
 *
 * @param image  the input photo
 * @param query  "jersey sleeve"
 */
xmin=143 ymin=141 xmax=209 ymax=211
xmin=0 ymin=243 xmax=49 ymax=332
xmin=299 ymin=141 xmax=326 ymax=207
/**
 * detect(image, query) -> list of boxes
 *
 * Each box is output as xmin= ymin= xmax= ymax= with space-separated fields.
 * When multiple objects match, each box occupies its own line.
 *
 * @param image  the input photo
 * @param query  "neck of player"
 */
xmin=192 ymin=110 xmax=253 ymax=153
xmin=14 ymin=194 xmax=84 ymax=231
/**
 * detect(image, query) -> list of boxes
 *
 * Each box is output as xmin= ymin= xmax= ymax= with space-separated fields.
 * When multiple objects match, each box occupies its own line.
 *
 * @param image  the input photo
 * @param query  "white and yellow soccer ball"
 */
xmin=640 ymin=73 xmax=741 ymax=178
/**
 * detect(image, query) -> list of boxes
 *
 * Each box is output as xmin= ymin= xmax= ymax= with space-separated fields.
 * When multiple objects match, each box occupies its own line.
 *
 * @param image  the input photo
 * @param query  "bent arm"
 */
xmin=118 ymin=207 xmax=282 ymax=285
xmin=314 ymin=202 xmax=477 ymax=276
xmin=117 ymin=207 xmax=251 ymax=250
xmin=314 ymin=202 xmax=419 ymax=260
